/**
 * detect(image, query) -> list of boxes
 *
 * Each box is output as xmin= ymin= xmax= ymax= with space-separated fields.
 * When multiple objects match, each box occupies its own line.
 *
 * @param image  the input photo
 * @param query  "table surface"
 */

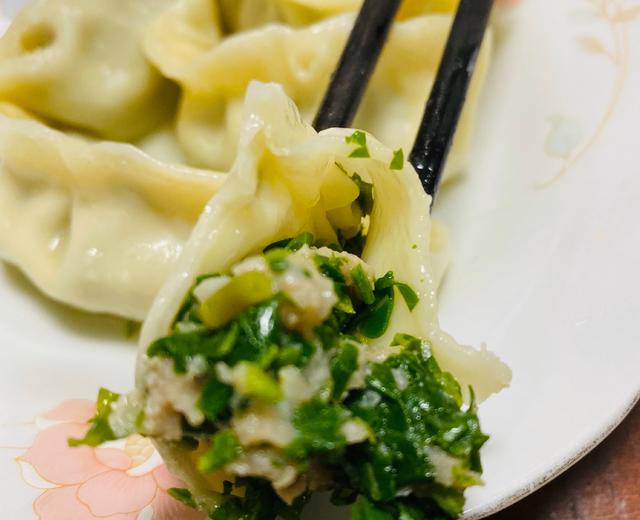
xmin=486 ymin=402 xmax=640 ymax=520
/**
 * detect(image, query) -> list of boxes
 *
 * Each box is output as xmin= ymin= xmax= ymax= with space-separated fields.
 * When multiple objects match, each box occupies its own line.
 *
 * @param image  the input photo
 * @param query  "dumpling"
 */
xmin=142 ymin=0 xmax=225 ymax=82
xmin=215 ymin=0 xmax=460 ymax=31
xmin=103 ymin=82 xmax=508 ymax=516
xmin=0 ymin=0 xmax=179 ymax=140
xmin=0 ymin=0 xmax=490 ymax=324
xmin=145 ymin=9 xmax=491 ymax=181
xmin=139 ymin=82 xmax=510 ymax=399
xmin=217 ymin=0 xmax=359 ymax=30
xmin=398 ymin=0 xmax=460 ymax=18
xmin=143 ymin=0 xmax=462 ymax=82
xmin=0 ymin=110 xmax=225 ymax=320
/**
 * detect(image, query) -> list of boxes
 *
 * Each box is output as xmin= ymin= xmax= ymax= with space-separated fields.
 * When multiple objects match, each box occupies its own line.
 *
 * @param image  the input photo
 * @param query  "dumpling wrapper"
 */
xmin=0 ymin=109 xmax=225 ymax=320
xmin=0 ymin=0 xmax=178 ymax=140
xmin=0 ymin=100 xmax=443 ymax=322
xmin=137 ymin=82 xmax=510 ymax=501
xmin=0 ymin=0 xmax=488 ymax=324
xmin=145 ymin=5 xmax=490 ymax=177
xmin=215 ymin=0 xmax=460 ymax=32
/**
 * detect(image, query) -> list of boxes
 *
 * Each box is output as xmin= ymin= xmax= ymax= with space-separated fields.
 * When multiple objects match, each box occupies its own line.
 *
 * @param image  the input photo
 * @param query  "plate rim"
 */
xmin=2 ymin=1 xmax=640 ymax=518
xmin=463 ymin=389 xmax=640 ymax=519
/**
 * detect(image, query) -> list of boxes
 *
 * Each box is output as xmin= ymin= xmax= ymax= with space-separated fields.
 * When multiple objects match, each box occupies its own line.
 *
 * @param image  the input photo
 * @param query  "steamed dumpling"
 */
xmin=0 ymin=110 xmax=225 ymax=319
xmin=0 ymin=0 xmax=179 ymax=140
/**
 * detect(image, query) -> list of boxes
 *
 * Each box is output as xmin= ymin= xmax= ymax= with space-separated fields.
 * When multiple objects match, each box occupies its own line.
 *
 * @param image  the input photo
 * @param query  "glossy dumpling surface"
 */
xmin=145 ymin=6 xmax=491 ymax=175
xmin=0 ymin=111 xmax=224 ymax=319
xmin=0 ymin=0 xmax=178 ymax=140
xmin=139 ymin=82 xmax=510 ymax=399
xmin=137 ymin=83 xmax=510 ymax=503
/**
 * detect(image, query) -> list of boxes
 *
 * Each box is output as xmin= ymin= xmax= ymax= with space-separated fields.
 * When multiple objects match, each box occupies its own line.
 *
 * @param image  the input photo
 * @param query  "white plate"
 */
xmin=1 ymin=0 xmax=639 ymax=519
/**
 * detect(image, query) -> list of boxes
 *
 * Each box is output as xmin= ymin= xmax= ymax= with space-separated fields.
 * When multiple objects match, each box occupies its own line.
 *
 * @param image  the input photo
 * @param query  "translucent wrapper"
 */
xmin=136 ymin=83 xmax=511 ymax=503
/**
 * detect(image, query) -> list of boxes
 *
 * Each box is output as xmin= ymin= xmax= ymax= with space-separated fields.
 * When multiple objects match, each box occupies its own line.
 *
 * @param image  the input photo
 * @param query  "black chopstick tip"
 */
xmin=313 ymin=0 xmax=401 ymax=131
xmin=409 ymin=0 xmax=494 ymax=200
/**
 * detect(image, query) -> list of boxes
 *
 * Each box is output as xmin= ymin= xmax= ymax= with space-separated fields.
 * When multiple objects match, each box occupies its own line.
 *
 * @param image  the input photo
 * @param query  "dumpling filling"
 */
xmin=73 ymin=236 xmax=489 ymax=519
xmin=70 ymin=82 xmax=510 ymax=519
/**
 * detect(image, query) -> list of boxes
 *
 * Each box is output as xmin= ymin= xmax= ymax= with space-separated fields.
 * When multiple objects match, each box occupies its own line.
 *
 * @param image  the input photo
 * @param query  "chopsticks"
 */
xmin=409 ymin=0 xmax=494 ymax=200
xmin=314 ymin=0 xmax=494 ymax=203
xmin=313 ymin=0 xmax=401 ymax=131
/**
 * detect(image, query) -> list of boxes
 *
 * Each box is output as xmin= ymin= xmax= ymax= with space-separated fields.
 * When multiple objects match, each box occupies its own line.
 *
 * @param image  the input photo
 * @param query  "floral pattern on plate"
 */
xmin=16 ymin=400 xmax=203 ymax=520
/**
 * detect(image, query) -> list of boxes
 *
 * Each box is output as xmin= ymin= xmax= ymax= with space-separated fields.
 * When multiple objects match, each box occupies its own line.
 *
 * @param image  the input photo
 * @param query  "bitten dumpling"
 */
xmin=70 ymin=83 xmax=510 ymax=520
xmin=139 ymin=82 xmax=510 ymax=402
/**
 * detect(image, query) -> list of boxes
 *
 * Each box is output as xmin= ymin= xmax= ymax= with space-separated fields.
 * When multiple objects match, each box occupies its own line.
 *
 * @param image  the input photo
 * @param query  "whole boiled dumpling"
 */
xmin=0 ymin=0 xmax=179 ymax=141
xmin=145 ymin=10 xmax=490 ymax=180
xmin=0 ymin=108 xmax=225 ymax=320
xmin=144 ymin=0 xmax=462 ymax=82
xmin=217 ymin=0 xmax=358 ymax=31
xmin=215 ymin=0 xmax=460 ymax=30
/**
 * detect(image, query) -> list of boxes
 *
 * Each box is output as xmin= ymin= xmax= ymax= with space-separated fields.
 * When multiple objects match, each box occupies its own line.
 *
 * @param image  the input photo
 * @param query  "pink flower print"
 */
xmin=18 ymin=400 xmax=204 ymax=520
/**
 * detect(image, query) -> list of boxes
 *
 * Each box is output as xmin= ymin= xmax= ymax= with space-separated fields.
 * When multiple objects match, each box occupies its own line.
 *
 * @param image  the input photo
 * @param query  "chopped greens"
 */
xmin=352 ymin=496 xmax=393 ymax=520
xmin=341 ymin=335 xmax=487 ymax=516
xmin=168 ymin=488 xmax=198 ymax=509
xmin=287 ymin=398 xmax=349 ymax=459
xmin=223 ymin=362 xmax=283 ymax=402
xmin=73 ymin=231 xmax=486 ymax=520
xmin=148 ymin=324 xmax=239 ymax=373
xmin=356 ymin=272 xmax=421 ymax=337
xmin=285 ymin=232 xmax=315 ymax=251
xmin=331 ymin=341 xmax=360 ymax=400
xmin=351 ymin=264 xmax=375 ymax=305
xmin=346 ymin=130 xmax=371 ymax=158
xmin=199 ymin=378 xmax=233 ymax=422
xmin=68 ymin=388 xmax=120 ymax=447
xmin=314 ymin=254 xmax=346 ymax=282
xmin=356 ymin=271 xmax=395 ymax=339
xmin=265 ymin=248 xmax=290 ymax=272
xmin=199 ymin=271 xmax=273 ymax=328
xmin=351 ymin=174 xmax=374 ymax=216
xmin=198 ymin=430 xmax=243 ymax=472
xmin=390 ymin=148 xmax=404 ymax=170
xmin=395 ymin=282 xmax=420 ymax=311
xmin=209 ymin=479 xmax=308 ymax=520
xmin=357 ymin=291 xmax=394 ymax=339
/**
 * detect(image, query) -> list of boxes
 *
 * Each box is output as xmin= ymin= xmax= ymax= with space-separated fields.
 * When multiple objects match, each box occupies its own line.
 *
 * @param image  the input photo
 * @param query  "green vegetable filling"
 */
xmin=72 ymin=231 xmax=484 ymax=520
xmin=346 ymin=130 xmax=371 ymax=158
xmin=342 ymin=335 xmax=487 ymax=515
xmin=209 ymin=479 xmax=308 ymax=520
xmin=390 ymin=148 xmax=404 ymax=170
xmin=198 ymin=430 xmax=243 ymax=473
xmin=68 ymin=388 xmax=120 ymax=447
xmin=168 ymin=488 xmax=198 ymax=509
